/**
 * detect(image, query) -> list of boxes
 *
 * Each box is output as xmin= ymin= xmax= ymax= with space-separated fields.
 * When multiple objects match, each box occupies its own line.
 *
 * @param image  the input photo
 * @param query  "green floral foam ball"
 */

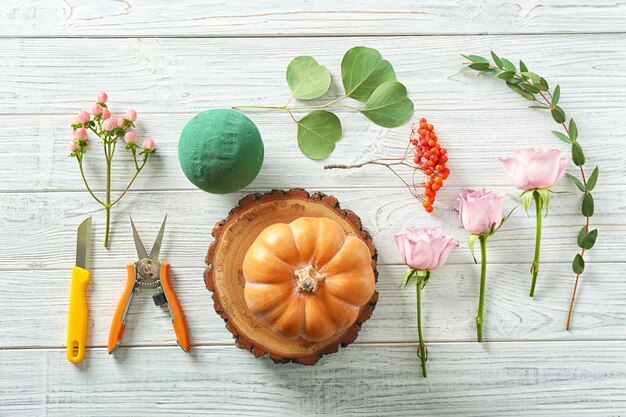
xmin=178 ymin=109 xmax=264 ymax=194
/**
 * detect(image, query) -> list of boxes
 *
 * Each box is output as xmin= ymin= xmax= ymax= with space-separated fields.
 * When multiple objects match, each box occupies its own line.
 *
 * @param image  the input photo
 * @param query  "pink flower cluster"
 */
xmin=70 ymin=92 xmax=155 ymax=154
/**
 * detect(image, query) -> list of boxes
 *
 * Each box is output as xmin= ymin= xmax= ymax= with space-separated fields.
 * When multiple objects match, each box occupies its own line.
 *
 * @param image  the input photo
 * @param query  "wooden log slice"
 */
xmin=204 ymin=188 xmax=379 ymax=365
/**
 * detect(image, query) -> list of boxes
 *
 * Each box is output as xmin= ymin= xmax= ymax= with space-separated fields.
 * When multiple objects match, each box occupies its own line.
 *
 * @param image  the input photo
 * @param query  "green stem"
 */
xmin=476 ymin=235 xmax=488 ymax=343
xmin=77 ymin=157 xmax=104 ymax=206
xmin=103 ymin=142 xmax=112 ymax=248
xmin=232 ymin=96 xmax=352 ymax=113
xmin=416 ymin=272 xmax=429 ymax=378
xmin=530 ymin=191 xmax=543 ymax=297
xmin=111 ymin=158 xmax=147 ymax=207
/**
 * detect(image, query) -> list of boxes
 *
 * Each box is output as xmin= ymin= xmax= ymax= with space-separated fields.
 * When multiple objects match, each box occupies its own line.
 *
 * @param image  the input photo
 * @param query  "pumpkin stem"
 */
xmin=294 ymin=265 xmax=325 ymax=293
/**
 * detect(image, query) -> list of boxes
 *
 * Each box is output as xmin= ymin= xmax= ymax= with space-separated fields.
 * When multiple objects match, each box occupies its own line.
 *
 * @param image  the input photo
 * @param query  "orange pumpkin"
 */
xmin=242 ymin=217 xmax=376 ymax=342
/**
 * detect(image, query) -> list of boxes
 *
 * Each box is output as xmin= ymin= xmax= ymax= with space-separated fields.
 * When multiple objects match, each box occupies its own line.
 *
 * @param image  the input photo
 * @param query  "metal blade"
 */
xmin=129 ymin=215 xmax=149 ymax=261
xmin=75 ymin=217 xmax=92 ymax=269
xmin=149 ymin=215 xmax=167 ymax=260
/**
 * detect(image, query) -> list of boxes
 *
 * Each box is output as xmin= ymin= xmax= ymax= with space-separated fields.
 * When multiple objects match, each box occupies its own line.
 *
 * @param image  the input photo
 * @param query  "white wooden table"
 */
xmin=1 ymin=1 xmax=625 ymax=415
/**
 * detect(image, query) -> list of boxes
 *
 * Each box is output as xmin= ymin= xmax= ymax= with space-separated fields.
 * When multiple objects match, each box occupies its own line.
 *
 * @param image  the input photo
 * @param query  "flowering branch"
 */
xmin=462 ymin=52 xmax=599 ymax=330
xmin=69 ymin=93 xmax=156 ymax=248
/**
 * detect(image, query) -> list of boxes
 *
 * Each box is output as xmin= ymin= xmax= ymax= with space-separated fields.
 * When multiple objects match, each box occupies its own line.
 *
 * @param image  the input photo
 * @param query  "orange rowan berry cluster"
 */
xmin=411 ymin=118 xmax=449 ymax=213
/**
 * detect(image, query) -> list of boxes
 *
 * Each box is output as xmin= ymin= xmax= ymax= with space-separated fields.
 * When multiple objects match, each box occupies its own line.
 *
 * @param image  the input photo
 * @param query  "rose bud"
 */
xmin=499 ymin=148 xmax=568 ymax=191
xmin=77 ymin=110 xmax=90 ymax=124
xmin=124 ymin=131 xmax=136 ymax=144
xmin=74 ymin=127 xmax=88 ymax=140
xmin=125 ymin=109 xmax=137 ymax=122
xmin=458 ymin=189 xmax=505 ymax=235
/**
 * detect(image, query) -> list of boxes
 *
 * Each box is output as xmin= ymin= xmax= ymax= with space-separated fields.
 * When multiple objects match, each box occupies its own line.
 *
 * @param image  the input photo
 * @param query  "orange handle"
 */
xmin=107 ymin=264 xmax=135 ymax=354
xmin=160 ymin=262 xmax=190 ymax=352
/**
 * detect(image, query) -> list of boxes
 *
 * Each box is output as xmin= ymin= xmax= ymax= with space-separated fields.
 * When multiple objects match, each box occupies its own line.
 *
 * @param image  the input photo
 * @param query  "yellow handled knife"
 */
xmin=66 ymin=216 xmax=92 ymax=364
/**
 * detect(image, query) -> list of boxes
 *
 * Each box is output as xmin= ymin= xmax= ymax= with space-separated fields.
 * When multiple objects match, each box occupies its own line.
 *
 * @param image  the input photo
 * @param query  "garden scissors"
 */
xmin=107 ymin=215 xmax=190 ymax=354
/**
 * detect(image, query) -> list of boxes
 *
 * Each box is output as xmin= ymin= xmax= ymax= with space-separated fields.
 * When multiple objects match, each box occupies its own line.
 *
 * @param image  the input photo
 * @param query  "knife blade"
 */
xmin=67 ymin=217 xmax=92 ymax=364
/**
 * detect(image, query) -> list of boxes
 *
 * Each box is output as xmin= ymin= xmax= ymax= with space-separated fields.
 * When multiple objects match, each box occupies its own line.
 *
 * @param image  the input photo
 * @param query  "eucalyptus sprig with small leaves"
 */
xmin=233 ymin=46 xmax=414 ymax=160
xmin=462 ymin=52 xmax=600 ymax=330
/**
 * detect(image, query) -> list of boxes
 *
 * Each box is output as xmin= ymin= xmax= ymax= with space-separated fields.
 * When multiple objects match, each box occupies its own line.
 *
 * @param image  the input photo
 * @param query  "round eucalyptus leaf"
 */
xmin=361 ymin=81 xmax=414 ymax=128
xmin=297 ymin=110 xmax=342 ymax=160
xmin=341 ymin=46 xmax=396 ymax=102
xmin=286 ymin=56 xmax=331 ymax=100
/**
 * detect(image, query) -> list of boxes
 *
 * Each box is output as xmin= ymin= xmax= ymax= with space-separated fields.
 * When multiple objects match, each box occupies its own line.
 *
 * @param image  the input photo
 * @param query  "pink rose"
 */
xmin=458 ymin=189 xmax=505 ymax=235
xmin=125 ymin=109 xmax=137 ymax=122
xmin=395 ymin=227 xmax=459 ymax=270
xmin=499 ymin=148 xmax=568 ymax=191
xmin=92 ymin=103 xmax=103 ymax=116
xmin=142 ymin=137 xmax=155 ymax=151
xmin=73 ymin=127 xmax=88 ymax=140
xmin=76 ymin=110 xmax=90 ymax=124
xmin=102 ymin=118 xmax=116 ymax=131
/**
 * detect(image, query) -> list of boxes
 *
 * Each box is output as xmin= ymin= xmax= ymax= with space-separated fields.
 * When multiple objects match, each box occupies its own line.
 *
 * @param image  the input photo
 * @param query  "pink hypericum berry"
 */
xmin=124 ymin=131 xmax=136 ymax=144
xmin=77 ymin=110 xmax=90 ymax=124
xmin=142 ymin=138 xmax=155 ymax=150
xmin=98 ymin=92 xmax=108 ymax=103
xmin=102 ymin=108 xmax=111 ymax=120
xmin=70 ymin=141 xmax=81 ymax=151
xmin=92 ymin=103 xmax=103 ymax=116
xmin=74 ymin=127 xmax=88 ymax=140
xmin=116 ymin=116 xmax=125 ymax=128
xmin=125 ymin=109 xmax=137 ymax=122
xmin=102 ymin=118 xmax=116 ymax=131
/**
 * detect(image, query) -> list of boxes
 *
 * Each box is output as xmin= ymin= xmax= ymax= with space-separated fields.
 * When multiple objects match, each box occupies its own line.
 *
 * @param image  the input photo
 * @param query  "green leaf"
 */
xmin=552 ymin=85 xmax=561 ymax=106
xmin=568 ymin=119 xmax=578 ymax=142
xmin=581 ymin=229 xmax=598 ymax=250
xmin=519 ymin=60 xmax=529 ymax=73
xmin=286 ymin=56 xmax=331 ymax=100
xmin=501 ymin=58 xmax=516 ymax=72
xmin=491 ymin=51 xmax=503 ymax=68
xmin=480 ymin=68 xmax=501 ymax=75
xmin=566 ymin=173 xmax=585 ymax=192
xmin=577 ymin=226 xmax=587 ymax=248
xmin=537 ymin=188 xmax=551 ymax=216
xmin=497 ymin=71 xmax=516 ymax=80
xmin=507 ymin=77 xmax=523 ymax=85
xmin=361 ymin=81 xmax=414 ymax=128
xmin=551 ymin=107 xmax=566 ymax=124
xmin=506 ymin=81 xmax=535 ymax=100
xmin=572 ymin=254 xmax=585 ymax=274
xmin=522 ymin=190 xmax=534 ymax=215
xmin=521 ymin=72 xmax=541 ymax=83
xmin=468 ymin=63 xmax=490 ymax=71
xmin=297 ymin=110 xmax=342 ymax=160
xmin=539 ymin=77 xmax=549 ymax=91
xmin=462 ymin=54 xmax=489 ymax=64
xmin=520 ymin=82 xmax=540 ymax=94
xmin=582 ymin=192 xmax=594 ymax=217
xmin=552 ymin=130 xmax=571 ymax=143
xmin=341 ymin=46 xmax=396 ymax=102
xmin=586 ymin=167 xmax=599 ymax=191
xmin=529 ymin=105 xmax=550 ymax=110
xmin=399 ymin=268 xmax=417 ymax=287
xmin=572 ymin=141 xmax=585 ymax=166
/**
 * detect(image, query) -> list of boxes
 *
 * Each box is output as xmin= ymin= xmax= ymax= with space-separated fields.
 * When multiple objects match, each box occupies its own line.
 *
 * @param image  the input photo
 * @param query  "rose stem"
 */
xmin=529 ymin=191 xmax=543 ymax=297
xmin=476 ymin=235 xmax=488 ymax=343
xmin=416 ymin=272 xmax=429 ymax=378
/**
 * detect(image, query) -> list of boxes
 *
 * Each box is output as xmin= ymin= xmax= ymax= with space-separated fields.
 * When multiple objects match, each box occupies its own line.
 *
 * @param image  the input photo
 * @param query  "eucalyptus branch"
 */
xmin=462 ymin=52 xmax=600 ymax=329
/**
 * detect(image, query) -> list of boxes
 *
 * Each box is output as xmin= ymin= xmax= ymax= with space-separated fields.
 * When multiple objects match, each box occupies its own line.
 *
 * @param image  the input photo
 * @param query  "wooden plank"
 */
xmin=2 ymin=342 xmax=626 ymax=416
xmin=0 ymin=109 xmax=622 ymax=192
xmin=0 ymin=262 xmax=623 ymax=348
xmin=1 ymin=36 xmax=625 ymax=115
xmin=0 ymin=186 xmax=619 ymax=271
xmin=2 ymin=1 xmax=626 ymax=37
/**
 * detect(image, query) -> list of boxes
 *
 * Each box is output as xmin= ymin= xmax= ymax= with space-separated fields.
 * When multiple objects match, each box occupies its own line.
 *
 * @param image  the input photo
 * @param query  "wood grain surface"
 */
xmin=1 ymin=1 xmax=625 ymax=416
